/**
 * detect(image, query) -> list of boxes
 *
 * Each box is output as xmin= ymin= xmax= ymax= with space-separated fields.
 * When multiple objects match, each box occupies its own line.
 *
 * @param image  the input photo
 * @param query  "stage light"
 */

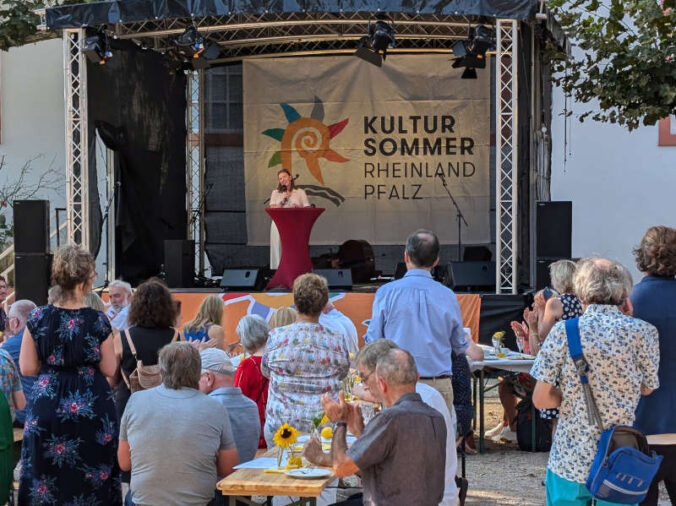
xmin=354 ymin=17 xmax=396 ymax=67
xmin=451 ymin=25 xmax=494 ymax=79
xmin=84 ymin=32 xmax=113 ymax=65
xmin=175 ymin=26 xmax=205 ymax=59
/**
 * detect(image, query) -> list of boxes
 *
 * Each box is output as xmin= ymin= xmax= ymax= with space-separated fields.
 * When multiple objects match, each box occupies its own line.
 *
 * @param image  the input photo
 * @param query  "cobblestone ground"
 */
xmin=465 ymin=391 xmax=670 ymax=506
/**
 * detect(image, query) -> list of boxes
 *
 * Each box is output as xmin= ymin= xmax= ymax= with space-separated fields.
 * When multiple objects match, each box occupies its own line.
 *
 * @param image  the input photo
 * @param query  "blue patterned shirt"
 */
xmin=365 ymin=269 xmax=468 ymax=377
xmin=530 ymin=305 xmax=660 ymax=483
xmin=0 ymin=348 xmax=22 ymax=421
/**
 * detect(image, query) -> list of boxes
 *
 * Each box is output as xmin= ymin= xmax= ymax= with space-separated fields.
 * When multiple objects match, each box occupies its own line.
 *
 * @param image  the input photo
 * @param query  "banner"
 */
xmin=243 ymin=55 xmax=490 ymax=245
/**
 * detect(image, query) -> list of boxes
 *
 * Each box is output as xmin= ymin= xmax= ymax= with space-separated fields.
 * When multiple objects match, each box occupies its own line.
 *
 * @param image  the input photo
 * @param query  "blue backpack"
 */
xmin=565 ymin=318 xmax=662 ymax=504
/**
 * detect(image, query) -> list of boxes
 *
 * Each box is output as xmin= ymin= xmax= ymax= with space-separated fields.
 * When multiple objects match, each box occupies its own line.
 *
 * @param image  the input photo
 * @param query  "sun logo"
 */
xmin=262 ymin=97 xmax=349 ymax=185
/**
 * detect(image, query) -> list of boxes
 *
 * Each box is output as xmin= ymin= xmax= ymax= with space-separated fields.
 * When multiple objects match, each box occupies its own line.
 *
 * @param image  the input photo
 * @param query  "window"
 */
xmin=205 ymin=64 xmax=243 ymax=133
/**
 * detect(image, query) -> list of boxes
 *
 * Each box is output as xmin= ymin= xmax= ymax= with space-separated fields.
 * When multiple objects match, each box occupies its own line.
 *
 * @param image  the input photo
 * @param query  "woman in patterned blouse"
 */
xmin=262 ymin=273 xmax=350 ymax=445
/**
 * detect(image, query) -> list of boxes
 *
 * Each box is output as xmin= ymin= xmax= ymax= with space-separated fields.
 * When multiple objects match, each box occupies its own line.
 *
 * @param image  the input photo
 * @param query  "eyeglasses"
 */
xmin=360 ymin=370 xmax=374 ymax=383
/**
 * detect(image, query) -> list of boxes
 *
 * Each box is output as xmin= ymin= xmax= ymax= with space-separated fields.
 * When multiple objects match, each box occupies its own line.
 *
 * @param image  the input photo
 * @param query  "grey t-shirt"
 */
xmin=208 ymin=387 xmax=260 ymax=464
xmin=119 ymin=385 xmax=236 ymax=506
xmin=346 ymin=392 xmax=446 ymax=506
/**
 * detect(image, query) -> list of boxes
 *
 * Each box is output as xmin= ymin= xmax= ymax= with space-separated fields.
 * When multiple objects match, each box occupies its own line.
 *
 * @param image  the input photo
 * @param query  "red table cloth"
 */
xmin=266 ymin=207 xmax=324 ymax=290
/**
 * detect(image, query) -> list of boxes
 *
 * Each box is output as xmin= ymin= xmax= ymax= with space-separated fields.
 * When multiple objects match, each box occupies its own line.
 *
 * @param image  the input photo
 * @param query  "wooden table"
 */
xmin=217 ymin=449 xmax=335 ymax=506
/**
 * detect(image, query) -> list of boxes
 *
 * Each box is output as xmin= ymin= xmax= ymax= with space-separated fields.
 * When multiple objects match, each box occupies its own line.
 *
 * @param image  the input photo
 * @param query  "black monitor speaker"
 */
xmin=313 ymin=269 xmax=353 ymax=289
xmin=14 ymin=200 xmax=50 ymax=254
xmin=15 ymin=253 xmax=52 ymax=305
xmin=450 ymin=261 xmax=496 ymax=291
xmin=164 ymin=240 xmax=194 ymax=288
xmin=537 ymin=201 xmax=572 ymax=258
xmin=463 ymin=246 xmax=492 ymax=262
xmin=220 ymin=269 xmax=264 ymax=291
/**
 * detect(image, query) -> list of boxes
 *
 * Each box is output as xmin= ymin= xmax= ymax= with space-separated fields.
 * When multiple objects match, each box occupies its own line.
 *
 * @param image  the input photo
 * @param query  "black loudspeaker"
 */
xmin=14 ymin=200 xmax=50 ymax=254
xmin=450 ymin=261 xmax=496 ymax=291
xmin=313 ymin=269 xmax=353 ymax=289
xmin=15 ymin=253 xmax=52 ymax=305
xmin=536 ymin=201 xmax=572 ymax=258
xmin=164 ymin=240 xmax=194 ymax=288
xmin=220 ymin=269 xmax=264 ymax=290
xmin=463 ymin=246 xmax=492 ymax=262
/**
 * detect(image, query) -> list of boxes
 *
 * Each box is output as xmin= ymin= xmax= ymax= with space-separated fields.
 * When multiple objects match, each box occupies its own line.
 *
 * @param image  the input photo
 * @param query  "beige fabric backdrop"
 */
xmin=243 ymin=55 xmax=490 ymax=245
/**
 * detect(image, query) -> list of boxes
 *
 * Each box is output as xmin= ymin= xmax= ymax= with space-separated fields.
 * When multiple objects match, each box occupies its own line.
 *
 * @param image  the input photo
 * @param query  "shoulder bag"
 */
xmin=121 ymin=328 xmax=179 ymax=393
xmin=565 ymin=318 xmax=662 ymax=504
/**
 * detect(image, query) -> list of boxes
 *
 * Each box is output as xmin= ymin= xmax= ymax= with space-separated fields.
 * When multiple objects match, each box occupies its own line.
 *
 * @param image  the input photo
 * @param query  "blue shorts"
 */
xmin=545 ymin=469 xmax=637 ymax=506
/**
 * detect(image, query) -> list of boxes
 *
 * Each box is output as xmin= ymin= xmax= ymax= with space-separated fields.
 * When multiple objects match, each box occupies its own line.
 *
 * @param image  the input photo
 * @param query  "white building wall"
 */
xmin=1 ymin=38 xmax=110 ymax=285
xmin=0 ymin=38 xmax=65 ymax=211
xmin=550 ymin=87 xmax=676 ymax=281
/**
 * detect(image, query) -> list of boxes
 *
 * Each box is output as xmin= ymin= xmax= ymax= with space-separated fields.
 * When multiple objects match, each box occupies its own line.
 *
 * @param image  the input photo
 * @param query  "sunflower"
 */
xmin=273 ymin=423 xmax=299 ymax=448
xmin=320 ymin=414 xmax=329 ymax=426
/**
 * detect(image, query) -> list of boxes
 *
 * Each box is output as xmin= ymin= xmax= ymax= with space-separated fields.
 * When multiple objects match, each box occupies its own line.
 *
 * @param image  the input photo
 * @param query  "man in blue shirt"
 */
xmin=365 ymin=229 xmax=483 ymax=412
xmin=1 ymin=299 xmax=37 ymax=426
xmin=198 ymin=348 xmax=260 ymax=464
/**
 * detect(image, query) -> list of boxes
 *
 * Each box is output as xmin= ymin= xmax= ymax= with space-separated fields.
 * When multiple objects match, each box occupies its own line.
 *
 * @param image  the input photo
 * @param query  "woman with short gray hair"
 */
xmin=234 ymin=315 xmax=270 ymax=448
xmin=529 ymin=259 xmax=584 ymax=355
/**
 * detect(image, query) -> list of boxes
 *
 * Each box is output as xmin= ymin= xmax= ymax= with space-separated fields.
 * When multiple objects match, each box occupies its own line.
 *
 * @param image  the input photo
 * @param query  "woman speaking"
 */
xmin=269 ymin=168 xmax=310 ymax=269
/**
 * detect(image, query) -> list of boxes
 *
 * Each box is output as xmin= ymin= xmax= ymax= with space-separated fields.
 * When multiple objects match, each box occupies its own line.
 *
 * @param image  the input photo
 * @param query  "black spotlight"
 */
xmin=451 ymin=25 xmax=495 ymax=79
xmin=84 ymin=32 xmax=113 ymax=65
xmin=175 ymin=26 xmax=205 ymax=59
xmin=355 ymin=18 xmax=395 ymax=67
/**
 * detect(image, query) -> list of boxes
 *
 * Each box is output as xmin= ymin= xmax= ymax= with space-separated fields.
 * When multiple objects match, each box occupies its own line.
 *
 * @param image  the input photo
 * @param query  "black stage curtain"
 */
xmin=88 ymin=41 xmax=187 ymax=284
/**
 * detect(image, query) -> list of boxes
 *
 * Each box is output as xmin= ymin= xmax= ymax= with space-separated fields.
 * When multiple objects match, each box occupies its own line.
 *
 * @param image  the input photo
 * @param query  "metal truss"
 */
xmin=63 ymin=29 xmax=89 ymax=249
xmin=186 ymin=70 xmax=206 ymax=276
xmin=495 ymin=19 xmax=519 ymax=293
xmin=112 ymin=12 xmax=482 ymax=58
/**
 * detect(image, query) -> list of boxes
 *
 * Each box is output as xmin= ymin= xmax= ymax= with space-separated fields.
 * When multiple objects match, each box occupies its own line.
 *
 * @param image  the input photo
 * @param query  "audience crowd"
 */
xmin=0 ymin=224 xmax=674 ymax=506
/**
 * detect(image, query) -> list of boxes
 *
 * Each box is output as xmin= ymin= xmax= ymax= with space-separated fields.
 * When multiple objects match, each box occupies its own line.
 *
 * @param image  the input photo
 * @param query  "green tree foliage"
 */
xmin=549 ymin=0 xmax=676 ymax=130
xmin=0 ymin=0 xmax=98 ymax=51
xmin=0 ymin=0 xmax=41 ymax=51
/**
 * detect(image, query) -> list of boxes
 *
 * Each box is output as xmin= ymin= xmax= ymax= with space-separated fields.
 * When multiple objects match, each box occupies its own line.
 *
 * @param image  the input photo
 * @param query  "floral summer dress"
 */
xmin=18 ymin=305 xmax=121 ymax=506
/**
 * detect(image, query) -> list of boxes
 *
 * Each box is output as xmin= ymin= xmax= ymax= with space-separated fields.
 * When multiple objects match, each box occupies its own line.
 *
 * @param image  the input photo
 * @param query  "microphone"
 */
xmin=280 ymin=185 xmax=287 ymax=192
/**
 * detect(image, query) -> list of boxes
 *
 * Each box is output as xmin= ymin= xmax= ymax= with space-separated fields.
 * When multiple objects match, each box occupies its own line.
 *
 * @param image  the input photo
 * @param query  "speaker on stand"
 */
xmin=536 ymin=201 xmax=572 ymax=290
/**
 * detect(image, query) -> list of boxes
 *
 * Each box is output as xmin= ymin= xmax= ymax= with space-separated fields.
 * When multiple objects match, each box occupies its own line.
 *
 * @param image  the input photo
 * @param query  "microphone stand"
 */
xmin=437 ymin=172 xmax=468 ymax=261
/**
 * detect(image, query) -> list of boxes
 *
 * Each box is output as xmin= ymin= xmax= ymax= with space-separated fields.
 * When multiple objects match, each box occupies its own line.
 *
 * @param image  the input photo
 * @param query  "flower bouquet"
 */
xmin=273 ymin=423 xmax=301 ymax=469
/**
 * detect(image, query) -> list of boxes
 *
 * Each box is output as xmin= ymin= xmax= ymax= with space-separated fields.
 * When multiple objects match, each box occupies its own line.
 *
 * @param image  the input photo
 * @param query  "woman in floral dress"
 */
xmin=18 ymin=245 xmax=121 ymax=505
xmin=262 ymin=273 xmax=350 ymax=446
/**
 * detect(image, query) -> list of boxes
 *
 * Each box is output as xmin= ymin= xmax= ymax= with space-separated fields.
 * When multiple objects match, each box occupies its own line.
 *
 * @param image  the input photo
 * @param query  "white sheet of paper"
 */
xmin=233 ymin=457 xmax=280 ymax=469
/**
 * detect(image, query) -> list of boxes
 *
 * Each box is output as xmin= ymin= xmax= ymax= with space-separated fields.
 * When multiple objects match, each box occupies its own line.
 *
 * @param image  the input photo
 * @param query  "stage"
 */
xmin=170 ymin=290 xmax=482 ymax=346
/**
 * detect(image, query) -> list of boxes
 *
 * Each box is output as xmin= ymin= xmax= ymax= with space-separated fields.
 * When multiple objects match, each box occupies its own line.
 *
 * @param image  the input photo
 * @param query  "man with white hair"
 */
xmin=305 ymin=347 xmax=447 ymax=506
xmin=106 ymin=280 xmax=132 ymax=331
xmin=1 ymin=299 xmax=37 ymax=425
xmin=199 ymin=348 xmax=260 ymax=464
xmin=532 ymin=257 xmax=660 ymax=505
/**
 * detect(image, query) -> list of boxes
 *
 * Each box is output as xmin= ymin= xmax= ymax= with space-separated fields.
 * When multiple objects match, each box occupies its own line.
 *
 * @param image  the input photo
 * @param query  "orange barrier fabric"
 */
xmin=168 ymin=291 xmax=481 ymax=347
